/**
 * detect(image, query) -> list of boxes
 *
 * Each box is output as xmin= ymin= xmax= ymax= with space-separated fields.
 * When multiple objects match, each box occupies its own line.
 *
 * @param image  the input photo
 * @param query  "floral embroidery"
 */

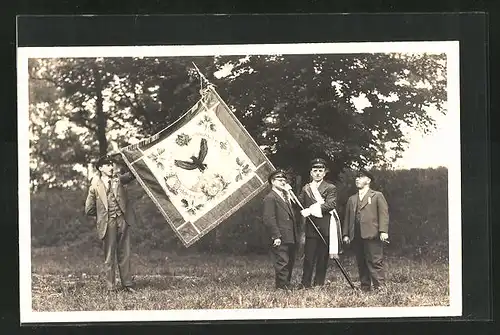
xmin=235 ymin=157 xmax=251 ymax=182
xmin=198 ymin=115 xmax=216 ymax=132
xmin=181 ymin=198 xmax=204 ymax=216
xmin=147 ymin=147 xmax=166 ymax=170
xmin=175 ymin=133 xmax=192 ymax=146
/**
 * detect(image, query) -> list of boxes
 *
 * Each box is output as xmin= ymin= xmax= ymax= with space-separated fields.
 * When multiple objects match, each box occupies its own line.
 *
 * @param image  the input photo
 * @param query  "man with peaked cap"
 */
xmin=85 ymin=152 xmax=137 ymax=293
xmin=262 ymin=169 xmax=301 ymax=291
xmin=297 ymin=158 xmax=339 ymax=289
xmin=342 ymin=168 xmax=389 ymax=292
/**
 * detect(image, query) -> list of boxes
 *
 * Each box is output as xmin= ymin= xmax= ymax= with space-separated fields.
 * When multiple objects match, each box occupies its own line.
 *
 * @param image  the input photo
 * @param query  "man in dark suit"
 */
xmin=262 ymin=169 xmax=300 ymax=290
xmin=342 ymin=169 xmax=389 ymax=292
xmin=298 ymin=158 xmax=338 ymax=289
xmin=85 ymin=153 xmax=137 ymax=292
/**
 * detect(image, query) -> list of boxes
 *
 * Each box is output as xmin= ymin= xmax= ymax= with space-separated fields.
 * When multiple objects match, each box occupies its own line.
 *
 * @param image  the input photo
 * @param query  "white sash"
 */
xmin=309 ymin=183 xmax=340 ymax=257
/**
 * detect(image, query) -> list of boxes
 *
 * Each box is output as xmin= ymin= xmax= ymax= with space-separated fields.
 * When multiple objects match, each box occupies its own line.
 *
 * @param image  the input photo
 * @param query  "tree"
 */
xmin=28 ymin=52 xmax=446 ymax=190
xmin=28 ymin=57 xmax=219 ymax=190
xmin=214 ymin=52 xmax=446 ymax=180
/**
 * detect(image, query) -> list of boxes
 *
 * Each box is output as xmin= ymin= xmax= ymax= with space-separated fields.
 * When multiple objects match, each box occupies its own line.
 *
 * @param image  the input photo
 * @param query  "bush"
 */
xmin=336 ymin=167 xmax=448 ymax=260
xmin=30 ymin=167 xmax=449 ymax=259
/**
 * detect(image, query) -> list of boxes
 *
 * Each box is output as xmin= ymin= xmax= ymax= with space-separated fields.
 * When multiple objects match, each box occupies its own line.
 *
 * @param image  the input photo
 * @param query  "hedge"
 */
xmin=30 ymin=167 xmax=449 ymax=260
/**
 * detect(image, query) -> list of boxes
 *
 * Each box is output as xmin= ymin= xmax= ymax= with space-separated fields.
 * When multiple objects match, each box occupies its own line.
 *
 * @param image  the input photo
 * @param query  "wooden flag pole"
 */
xmin=286 ymin=188 xmax=357 ymax=290
xmin=192 ymin=62 xmax=215 ymax=94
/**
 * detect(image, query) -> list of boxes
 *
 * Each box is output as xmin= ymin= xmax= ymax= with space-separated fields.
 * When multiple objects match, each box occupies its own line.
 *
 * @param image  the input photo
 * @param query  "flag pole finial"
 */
xmin=192 ymin=62 xmax=214 ymax=97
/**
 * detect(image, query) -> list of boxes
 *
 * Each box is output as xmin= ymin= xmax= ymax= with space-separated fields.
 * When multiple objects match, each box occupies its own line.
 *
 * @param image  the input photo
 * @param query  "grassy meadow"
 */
xmin=29 ymin=168 xmax=450 ymax=312
xmin=31 ymin=246 xmax=449 ymax=311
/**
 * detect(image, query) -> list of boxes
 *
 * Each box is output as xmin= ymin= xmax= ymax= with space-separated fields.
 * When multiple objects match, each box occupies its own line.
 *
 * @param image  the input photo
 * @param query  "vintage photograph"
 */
xmin=18 ymin=42 xmax=461 ymax=322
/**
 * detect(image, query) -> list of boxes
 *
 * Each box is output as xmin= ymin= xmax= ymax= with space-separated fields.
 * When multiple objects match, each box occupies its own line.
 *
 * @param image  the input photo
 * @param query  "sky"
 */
xmin=349 ymin=92 xmax=452 ymax=170
xmin=393 ymin=110 xmax=450 ymax=169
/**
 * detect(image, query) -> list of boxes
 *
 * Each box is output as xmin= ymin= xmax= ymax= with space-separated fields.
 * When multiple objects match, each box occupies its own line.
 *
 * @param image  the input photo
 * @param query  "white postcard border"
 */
xmin=17 ymin=41 xmax=462 ymax=323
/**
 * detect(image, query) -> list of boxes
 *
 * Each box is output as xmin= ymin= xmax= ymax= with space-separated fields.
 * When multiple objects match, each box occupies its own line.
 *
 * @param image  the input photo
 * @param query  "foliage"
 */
xmin=28 ymin=57 xmax=217 ymax=190
xmin=28 ymin=53 xmax=446 ymax=189
xmin=215 ymin=53 xmax=446 ymax=179
xmin=31 ymin=167 xmax=449 ymax=260
xmin=336 ymin=166 xmax=449 ymax=258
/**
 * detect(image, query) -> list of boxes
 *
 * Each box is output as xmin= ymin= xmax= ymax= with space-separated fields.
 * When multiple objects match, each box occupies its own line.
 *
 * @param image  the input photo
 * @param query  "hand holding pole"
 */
xmin=284 ymin=183 xmax=356 ymax=290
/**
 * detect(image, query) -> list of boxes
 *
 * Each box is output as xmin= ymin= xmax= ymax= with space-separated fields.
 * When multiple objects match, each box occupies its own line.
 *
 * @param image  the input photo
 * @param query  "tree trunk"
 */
xmin=93 ymin=62 xmax=107 ymax=157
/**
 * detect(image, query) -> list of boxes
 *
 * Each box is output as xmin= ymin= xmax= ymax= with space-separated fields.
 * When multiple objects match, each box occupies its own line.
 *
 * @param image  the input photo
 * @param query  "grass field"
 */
xmin=31 ymin=246 xmax=449 ymax=311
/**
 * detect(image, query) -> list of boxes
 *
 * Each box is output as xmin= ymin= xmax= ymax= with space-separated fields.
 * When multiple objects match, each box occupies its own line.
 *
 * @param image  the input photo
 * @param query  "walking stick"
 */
xmin=286 ymin=188 xmax=357 ymax=290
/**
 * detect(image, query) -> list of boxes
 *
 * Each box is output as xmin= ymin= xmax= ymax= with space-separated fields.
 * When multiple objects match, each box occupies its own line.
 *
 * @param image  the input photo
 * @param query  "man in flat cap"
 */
xmin=298 ymin=158 xmax=339 ymax=289
xmin=262 ymin=169 xmax=300 ymax=290
xmin=342 ymin=169 xmax=389 ymax=292
xmin=85 ymin=152 xmax=137 ymax=293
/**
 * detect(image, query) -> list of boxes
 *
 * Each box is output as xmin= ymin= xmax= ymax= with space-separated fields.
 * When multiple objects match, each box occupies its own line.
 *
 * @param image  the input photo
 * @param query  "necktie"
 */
xmin=280 ymin=192 xmax=292 ymax=217
xmin=106 ymin=179 xmax=112 ymax=193
xmin=282 ymin=190 xmax=290 ymax=204
xmin=282 ymin=191 xmax=293 ymax=215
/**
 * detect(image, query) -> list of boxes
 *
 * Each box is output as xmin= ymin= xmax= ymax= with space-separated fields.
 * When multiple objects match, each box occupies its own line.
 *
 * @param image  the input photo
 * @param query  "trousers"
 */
xmin=270 ymin=243 xmax=297 ymax=288
xmin=103 ymin=215 xmax=132 ymax=289
xmin=353 ymin=237 xmax=385 ymax=289
xmin=301 ymin=237 xmax=329 ymax=287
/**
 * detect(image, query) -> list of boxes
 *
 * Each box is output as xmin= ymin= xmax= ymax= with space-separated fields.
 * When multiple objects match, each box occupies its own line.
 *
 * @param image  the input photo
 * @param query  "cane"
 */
xmin=286 ymin=187 xmax=357 ymax=290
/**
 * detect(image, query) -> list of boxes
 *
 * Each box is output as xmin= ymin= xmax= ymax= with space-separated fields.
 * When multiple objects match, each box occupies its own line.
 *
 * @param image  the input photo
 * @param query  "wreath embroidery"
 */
xmin=148 ymin=115 xmax=256 ymax=219
xmin=201 ymin=174 xmax=230 ymax=200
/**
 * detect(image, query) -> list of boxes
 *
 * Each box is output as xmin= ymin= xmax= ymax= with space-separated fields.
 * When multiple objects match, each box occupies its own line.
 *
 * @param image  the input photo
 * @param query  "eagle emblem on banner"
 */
xmin=120 ymin=85 xmax=275 ymax=247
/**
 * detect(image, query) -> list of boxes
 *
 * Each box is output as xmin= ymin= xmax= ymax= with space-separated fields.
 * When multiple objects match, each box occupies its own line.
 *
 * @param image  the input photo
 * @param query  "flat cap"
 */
xmin=267 ymin=169 xmax=288 ymax=184
xmin=310 ymin=158 xmax=327 ymax=169
xmin=94 ymin=152 xmax=122 ymax=168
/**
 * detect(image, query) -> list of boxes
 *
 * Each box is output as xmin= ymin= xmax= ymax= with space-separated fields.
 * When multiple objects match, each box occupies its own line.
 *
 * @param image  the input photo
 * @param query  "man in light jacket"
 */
xmin=85 ymin=153 xmax=137 ymax=292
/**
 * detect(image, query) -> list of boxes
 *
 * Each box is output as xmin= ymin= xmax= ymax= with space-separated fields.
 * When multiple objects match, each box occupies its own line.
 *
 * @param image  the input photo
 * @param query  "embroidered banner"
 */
xmin=120 ymin=86 xmax=275 ymax=247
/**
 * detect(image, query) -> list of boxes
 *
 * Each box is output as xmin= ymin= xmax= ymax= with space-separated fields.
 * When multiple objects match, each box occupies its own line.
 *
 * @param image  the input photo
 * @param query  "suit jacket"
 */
xmin=298 ymin=180 xmax=337 ymax=239
xmin=342 ymin=188 xmax=389 ymax=240
xmin=85 ymin=172 xmax=137 ymax=240
xmin=262 ymin=189 xmax=300 ymax=244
